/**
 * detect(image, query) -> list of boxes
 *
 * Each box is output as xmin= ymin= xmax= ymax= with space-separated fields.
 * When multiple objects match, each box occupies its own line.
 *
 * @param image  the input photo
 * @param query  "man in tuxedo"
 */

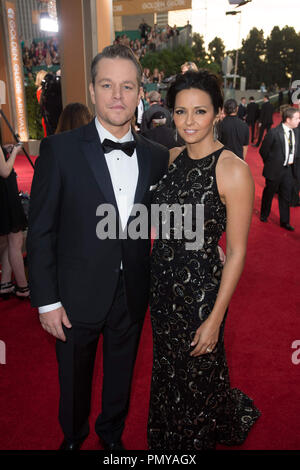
xmin=246 ymin=96 xmax=259 ymax=144
xmin=27 ymin=45 xmax=169 ymax=450
xmin=260 ymin=107 xmax=300 ymax=230
xmin=255 ymin=95 xmax=274 ymax=147
xmin=237 ymin=97 xmax=247 ymax=121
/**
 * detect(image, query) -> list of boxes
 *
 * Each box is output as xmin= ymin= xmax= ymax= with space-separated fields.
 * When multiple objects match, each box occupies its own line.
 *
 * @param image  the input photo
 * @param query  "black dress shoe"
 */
xmin=280 ymin=222 xmax=295 ymax=231
xmin=260 ymin=215 xmax=268 ymax=222
xmin=59 ymin=438 xmax=85 ymax=451
xmin=99 ymin=437 xmax=125 ymax=451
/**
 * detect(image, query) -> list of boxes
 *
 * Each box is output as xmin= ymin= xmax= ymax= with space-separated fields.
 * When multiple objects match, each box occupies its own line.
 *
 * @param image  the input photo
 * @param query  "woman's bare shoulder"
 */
xmin=169 ymin=146 xmax=185 ymax=166
xmin=217 ymin=149 xmax=254 ymax=193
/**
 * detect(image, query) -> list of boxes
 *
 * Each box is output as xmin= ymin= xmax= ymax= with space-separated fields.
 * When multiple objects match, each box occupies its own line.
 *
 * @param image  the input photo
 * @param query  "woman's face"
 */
xmin=173 ymin=88 xmax=218 ymax=145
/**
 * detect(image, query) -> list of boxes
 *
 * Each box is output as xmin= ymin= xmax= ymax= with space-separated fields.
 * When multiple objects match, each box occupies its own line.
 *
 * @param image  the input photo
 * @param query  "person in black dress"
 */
xmin=148 ymin=70 xmax=260 ymax=451
xmin=0 ymin=144 xmax=29 ymax=299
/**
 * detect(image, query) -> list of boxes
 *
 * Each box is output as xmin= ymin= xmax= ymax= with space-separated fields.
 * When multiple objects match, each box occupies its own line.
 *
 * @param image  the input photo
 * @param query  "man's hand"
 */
xmin=39 ymin=306 xmax=72 ymax=342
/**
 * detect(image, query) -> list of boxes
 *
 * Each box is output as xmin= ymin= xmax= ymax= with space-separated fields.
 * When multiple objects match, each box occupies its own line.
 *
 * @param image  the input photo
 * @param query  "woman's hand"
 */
xmin=190 ymin=318 xmax=220 ymax=357
xmin=11 ymin=143 xmax=23 ymax=155
xmin=218 ymin=245 xmax=226 ymax=265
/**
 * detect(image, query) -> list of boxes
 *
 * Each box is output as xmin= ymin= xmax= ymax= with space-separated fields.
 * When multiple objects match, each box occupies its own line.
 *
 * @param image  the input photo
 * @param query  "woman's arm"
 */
xmin=190 ymin=153 xmax=255 ymax=356
xmin=0 ymin=144 xmax=22 ymax=178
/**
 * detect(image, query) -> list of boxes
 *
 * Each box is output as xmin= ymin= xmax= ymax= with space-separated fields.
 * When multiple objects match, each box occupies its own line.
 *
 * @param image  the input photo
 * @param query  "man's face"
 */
xmin=286 ymin=112 xmax=300 ymax=129
xmin=89 ymin=57 xmax=142 ymax=136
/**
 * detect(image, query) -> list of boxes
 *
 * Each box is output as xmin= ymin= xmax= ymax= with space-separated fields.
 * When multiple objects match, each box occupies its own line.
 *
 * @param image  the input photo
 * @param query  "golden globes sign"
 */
xmin=113 ymin=0 xmax=192 ymax=16
xmin=5 ymin=1 xmax=28 ymax=141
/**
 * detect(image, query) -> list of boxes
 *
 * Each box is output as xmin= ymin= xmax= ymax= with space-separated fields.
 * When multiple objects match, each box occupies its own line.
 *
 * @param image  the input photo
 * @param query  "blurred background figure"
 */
xmin=141 ymin=111 xmax=177 ymax=149
xmin=35 ymin=70 xmax=48 ymax=137
xmin=0 ymin=144 xmax=29 ymax=299
xmin=55 ymin=102 xmax=93 ymax=134
xmin=140 ymin=90 xmax=172 ymax=133
xmin=40 ymin=72 xmax=63 ymax=135
xmin=255 ymin=95 xmax=274 ymax=147
xmin=237 ymin=97 xmax=247 ymax=120
xmin=218 ymin=98 xmax=249 ymax=160
xmin=181 ymin=61 xmax=198 ymax=74
xmin=246 ymin=97 xmax=259 ymax=144
xmin=260 ymin=107 xmax=300 ymax=230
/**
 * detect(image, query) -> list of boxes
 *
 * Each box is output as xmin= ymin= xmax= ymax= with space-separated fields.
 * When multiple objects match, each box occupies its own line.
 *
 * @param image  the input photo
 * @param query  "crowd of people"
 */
xmin=22 ymin=38 xmax=60 ymax=75
xmin=1 ymin=41 xmax=300 ymax=452
xmin=114 ymin=21 xmax=183 ymax=60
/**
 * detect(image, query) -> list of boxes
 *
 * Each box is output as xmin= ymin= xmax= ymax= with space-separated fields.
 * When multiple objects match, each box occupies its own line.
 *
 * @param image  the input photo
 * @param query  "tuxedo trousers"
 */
xmin=261 ymin=165 xmax=293 ymax=224
xmin=256 ymin=123 xmax=272 ymax=146
xmin=56 ymin=270 xmax=144 ymax=444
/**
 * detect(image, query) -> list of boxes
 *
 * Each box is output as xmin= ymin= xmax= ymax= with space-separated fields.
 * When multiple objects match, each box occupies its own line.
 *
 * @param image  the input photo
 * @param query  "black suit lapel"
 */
xmin=133 ymin=133 xmax=150 ymax=204
xmin=81 ymin=120 xmax=119 ymax=212
xmin=293 ymin=128 xmax=298 ymax=160
xmin=278 ymin=124 xmax=286 ymax=159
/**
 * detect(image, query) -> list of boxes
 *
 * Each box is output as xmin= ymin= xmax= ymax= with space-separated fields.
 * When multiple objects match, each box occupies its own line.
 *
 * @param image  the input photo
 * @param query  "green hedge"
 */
xmin=25 ymin=82 xmax=44 ymax=140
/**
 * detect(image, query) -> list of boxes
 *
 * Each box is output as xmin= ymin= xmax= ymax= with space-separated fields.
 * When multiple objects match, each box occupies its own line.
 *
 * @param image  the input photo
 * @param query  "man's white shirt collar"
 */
xmin=95 ymin=117 xmax=133 ymax=144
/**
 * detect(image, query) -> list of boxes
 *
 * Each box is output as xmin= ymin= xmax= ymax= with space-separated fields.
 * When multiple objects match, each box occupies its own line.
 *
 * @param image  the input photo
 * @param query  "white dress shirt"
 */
xmin=38 ymin=118 xmax=139 ymax=314
xmin=282 ymin=123 xmax=295 ymax=166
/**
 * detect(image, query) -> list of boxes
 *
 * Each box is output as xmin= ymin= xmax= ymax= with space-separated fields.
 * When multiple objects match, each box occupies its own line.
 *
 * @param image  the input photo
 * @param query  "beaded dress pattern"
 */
xmin=148 ymin=147 xmax=260 ymax=450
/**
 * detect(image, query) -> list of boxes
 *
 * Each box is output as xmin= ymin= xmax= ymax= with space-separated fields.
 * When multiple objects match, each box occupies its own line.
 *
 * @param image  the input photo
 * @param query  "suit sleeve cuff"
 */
xmin=38 ymin=302 xmax=63 ymax=314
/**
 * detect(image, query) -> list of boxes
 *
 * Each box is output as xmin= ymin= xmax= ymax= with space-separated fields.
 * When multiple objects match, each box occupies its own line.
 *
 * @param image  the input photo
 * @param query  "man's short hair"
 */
xmin=148 ymin=91 xmax=161 ymax=103
xmin=282 ymin=106 xmax=299 ymax=123
xmin=224 ymin=98 xmax=238 ymax=115
xmin=249 ymin=96 xmax=254 ymax=101
xmin=91 ymin=44 xmax=142 ymax=87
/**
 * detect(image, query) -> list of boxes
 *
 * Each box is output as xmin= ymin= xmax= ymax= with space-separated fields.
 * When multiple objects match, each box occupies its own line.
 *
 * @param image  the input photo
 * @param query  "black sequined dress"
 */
xmin=148 ymin=147 xmax=260 ymax=451
xmin=0 ymin=146 xmax=27 ymax=236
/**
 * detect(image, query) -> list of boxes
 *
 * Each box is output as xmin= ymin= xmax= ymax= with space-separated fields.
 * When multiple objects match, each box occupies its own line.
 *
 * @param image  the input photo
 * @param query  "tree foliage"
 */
xmin=238 ymin=26 xmax=300 ymax=88
xmin=141 ymin=26 xmax=300 ymax=89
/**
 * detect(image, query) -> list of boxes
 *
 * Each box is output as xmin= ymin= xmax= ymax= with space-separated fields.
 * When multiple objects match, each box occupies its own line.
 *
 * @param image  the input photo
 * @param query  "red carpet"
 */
xmin=1 ymin=116 xmax=300 ymax=450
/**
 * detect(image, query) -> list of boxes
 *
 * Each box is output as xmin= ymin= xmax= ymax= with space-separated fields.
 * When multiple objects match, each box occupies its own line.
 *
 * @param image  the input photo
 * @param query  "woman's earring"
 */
xmin=175 ymin=128 xmax=178 ymax=142
xmin=213 ymin=122 xmax=218 ymax=142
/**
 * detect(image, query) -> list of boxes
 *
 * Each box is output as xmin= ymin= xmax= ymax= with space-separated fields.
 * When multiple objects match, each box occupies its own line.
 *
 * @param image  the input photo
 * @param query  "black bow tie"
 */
xmin=102 ymin=138 xmax=136 ymax=157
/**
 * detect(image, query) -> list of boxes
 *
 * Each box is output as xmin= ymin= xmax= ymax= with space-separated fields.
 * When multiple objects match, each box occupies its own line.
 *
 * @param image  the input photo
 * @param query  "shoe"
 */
xmin=99 ymin=437 xmax=125 ymax=451
xmin=14 ymin=284 xmax=30 ymax=300
xmin=0 ymin=282 xmax=15 ymax=300
xmin=260 ymin=215 xmax=268 ymax=222
xmin=280 ymin=222 xmax=295 ymax=231
xmin=59 ymin=438 xmax=85 ymax=451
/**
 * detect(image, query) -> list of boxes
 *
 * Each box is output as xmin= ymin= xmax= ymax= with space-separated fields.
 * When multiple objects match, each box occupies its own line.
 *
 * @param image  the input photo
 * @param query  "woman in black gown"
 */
xmin=148 ymin=71 xmax=260 ymax=450
xmin=0 ymin=144 xmax=29 ymax=299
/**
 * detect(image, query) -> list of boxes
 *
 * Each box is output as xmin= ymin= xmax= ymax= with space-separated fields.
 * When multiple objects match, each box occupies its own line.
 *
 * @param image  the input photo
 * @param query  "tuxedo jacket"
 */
xmin=237 ymin=104 xmax=246 ymax=120
xmin=259 ymin=101 xmax=274 ymax=126
xmin=246 ymin=102 xmax=259 ymax=124
xmin=259 ymin=124 xmax=299 ymax=181
xmin=27 ymin=119 xmax=169 ymax=324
